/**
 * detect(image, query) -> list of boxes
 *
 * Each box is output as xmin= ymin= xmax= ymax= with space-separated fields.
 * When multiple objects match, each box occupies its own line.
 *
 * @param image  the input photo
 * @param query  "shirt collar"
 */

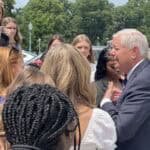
xmin=127 ymin=59 xmax=144 ymax=80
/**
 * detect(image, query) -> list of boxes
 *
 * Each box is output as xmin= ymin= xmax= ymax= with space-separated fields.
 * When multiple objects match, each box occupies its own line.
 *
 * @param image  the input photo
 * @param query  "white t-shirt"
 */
xmin=70 ymin=108 xmax=117 ymax=150
xmin=90 ymin=63 xmax=96 ymax=82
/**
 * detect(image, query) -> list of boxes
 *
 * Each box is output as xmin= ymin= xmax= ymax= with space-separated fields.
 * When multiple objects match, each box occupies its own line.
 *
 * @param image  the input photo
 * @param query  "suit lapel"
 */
xmin=117 ymin=59 xmax=150 ymax=106
xmin=128 ymin=59 xmax=150 ymax=83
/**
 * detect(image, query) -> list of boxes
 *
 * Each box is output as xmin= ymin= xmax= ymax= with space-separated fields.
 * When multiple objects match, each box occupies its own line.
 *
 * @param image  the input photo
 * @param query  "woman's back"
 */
xmin=41 ymin=44 xmax=117 ymax=149
xmin=70 ymin=108 xmax=117 ymax=150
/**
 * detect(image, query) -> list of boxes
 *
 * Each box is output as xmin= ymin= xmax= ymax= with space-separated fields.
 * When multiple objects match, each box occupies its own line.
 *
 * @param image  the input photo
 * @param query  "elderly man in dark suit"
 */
xmin=101 ymin=28 xmax=150 ymax=150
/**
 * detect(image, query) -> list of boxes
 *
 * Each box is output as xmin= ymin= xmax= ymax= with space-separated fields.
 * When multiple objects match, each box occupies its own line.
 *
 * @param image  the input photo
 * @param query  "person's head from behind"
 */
xmin=3 ymin=84 xmax=79 ymax=150
xmin=41 ymin=43 xmax=96 ymax=108
xmin=111 ymin=28 xmax=149 ymax=74
xmin=40 ymin=34 xmax=64 ymax=62
xmin=72 ymin=34 xmax=95 ymax=63
xmin=95 ymin=48 xmax=120 ymax=81
xmin=48 ymin=34 xmax=64 ymax=49
xmin=7 ymin=65 xmax=55 ymax=96
xmin=2 ymin=17 xmax=22 ymax=45
xmin=0 ymin=46 xmax=23 ymax=95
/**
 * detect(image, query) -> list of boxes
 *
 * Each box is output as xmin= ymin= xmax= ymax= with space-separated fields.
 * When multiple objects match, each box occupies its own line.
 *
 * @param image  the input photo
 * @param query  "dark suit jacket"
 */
xmin=102 ymin=59 xmax=150 ymax=150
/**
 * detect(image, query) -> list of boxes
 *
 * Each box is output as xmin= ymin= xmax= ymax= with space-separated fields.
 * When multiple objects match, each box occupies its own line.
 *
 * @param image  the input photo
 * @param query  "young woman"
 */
xmin=41 ymin=44 xmax=117 ymax=150
xmin=32 ymin=34 xmax=64 ymax=67
xmin=2 ymin=17 xmax=22 ymax=50
xmin=3 ymin=84 xmax=80 ymax=150
xmin=72 ymin=34 xmax=95 ymax=82
xmin=95 ymin=48 xmax=123 ymax=107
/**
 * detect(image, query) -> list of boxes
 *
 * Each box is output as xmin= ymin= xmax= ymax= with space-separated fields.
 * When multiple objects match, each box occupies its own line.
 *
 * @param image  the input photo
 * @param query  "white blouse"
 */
xmin=70 ymin=108 xmax=117 ymax=150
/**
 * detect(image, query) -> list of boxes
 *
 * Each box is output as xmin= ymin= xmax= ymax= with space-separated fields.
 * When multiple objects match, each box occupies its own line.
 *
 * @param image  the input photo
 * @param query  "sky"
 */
xmin=15 ymin=0 xmax=128 ymax=8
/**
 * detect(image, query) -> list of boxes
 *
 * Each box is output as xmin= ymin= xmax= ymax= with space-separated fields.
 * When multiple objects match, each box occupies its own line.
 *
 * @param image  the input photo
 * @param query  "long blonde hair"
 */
xmin=0 ymin=47 xmax=22 ymax=96
xmin=41 ymin=44 xmax=96 ymax=109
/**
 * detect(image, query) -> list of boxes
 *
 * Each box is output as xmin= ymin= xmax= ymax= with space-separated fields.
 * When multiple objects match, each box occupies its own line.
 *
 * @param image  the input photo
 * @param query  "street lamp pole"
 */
xmin=38 ymin=38 xmax=41 ymax=54
xmin=28 ymin=22 xmax=33 ymax=52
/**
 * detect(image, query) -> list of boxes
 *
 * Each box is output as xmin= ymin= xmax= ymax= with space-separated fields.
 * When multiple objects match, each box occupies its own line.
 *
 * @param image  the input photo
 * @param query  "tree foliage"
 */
xmin=73 ymin=0 xmax=114 ymax=44
xmin=4 ymin=0 xmax=15 ymax=16
xmin=13 ymin=0 xmax=150 ymax=51
xmin=16 ymin=0 xmax=68 ymax=52
xmin=113 ymin=0 xmax=150 ymax=43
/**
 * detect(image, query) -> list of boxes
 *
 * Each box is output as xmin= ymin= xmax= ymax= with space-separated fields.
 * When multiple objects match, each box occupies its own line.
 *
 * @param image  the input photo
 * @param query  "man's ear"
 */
xmin=130 ymin=47 xmax=139 ymax=59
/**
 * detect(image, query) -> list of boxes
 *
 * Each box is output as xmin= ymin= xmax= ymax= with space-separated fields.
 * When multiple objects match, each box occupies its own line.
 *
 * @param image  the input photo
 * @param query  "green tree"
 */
xmin=72 ymin=0 xmax=114 ymax=44
xmin=113 ymin=0 xmax=150 ymax=43
xmin=17 ymin=0 xmax=67 ymax=52
xmin=4 ymin=0 xmax=15 ymax=16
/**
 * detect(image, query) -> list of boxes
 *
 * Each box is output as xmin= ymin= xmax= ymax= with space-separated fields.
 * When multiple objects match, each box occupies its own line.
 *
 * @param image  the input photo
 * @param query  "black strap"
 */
xmin=12 ymin=145 xmax=41 ymax=150
xmin=74 ymin=121 xmax=81 ymax=150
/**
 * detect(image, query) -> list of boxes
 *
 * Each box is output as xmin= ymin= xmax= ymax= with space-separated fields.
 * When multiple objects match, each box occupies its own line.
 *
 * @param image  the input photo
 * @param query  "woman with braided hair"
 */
xmin=0 ymin=65 xmax=55 ymax=150
xmin=3 ymin=84 xmax=80 ymax=150
xmin=41 ymin=44 xmax=117 ymax=150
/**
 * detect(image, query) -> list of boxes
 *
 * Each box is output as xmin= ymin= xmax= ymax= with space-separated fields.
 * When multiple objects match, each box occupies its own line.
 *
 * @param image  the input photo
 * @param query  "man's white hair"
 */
xmin=113 ymin=28 xmax=149 ymax=57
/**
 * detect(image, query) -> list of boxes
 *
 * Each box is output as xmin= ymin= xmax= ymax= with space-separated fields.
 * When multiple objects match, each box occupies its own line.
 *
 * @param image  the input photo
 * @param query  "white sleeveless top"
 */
xmin=70 ymin=108 xmax=117 ymax=150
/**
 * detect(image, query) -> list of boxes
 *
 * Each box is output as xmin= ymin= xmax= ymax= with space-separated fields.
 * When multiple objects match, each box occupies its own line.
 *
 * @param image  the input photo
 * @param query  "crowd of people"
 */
xmin=0 ymin=0 xmax=150 ymax=150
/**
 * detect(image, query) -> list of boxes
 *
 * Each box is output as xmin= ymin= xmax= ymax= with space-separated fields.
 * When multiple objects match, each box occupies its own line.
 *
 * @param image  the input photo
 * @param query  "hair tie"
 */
xmin=12 ymin=145 xmax=41 ymax=150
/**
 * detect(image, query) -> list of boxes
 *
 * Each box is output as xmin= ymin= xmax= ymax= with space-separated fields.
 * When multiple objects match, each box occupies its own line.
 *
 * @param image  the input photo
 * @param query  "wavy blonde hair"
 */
xmin=0 ymin=47 xmax=22 ymax=96
xmin=41 ymin=44 xmax=96 ymax=108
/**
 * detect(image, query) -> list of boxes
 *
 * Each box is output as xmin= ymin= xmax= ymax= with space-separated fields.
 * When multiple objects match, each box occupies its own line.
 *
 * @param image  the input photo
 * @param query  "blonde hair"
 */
xmin=0 ymin=47 xmax=22 ymax=96
xmin=7 ymin=65 xmax=55 ymax=96
xmin=72 ymin=34 xmax=95 ymax=63
xmin=2 ymin=17 xmax=22 ymax=46
xmin=41 ymin=44 xmax=96 ymax=109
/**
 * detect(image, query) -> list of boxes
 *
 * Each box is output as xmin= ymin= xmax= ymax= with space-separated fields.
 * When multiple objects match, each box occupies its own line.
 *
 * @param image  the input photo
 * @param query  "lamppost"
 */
xmin=38 ymin=38 xmax=41 ymax=54
xmin=96 ymin=36 xmax=100 ymax=46
xmin=28 ymin=22 xmax=33 ymax=52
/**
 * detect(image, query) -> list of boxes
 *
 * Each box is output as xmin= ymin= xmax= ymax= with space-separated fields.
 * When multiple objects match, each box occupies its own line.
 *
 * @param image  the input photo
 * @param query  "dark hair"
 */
xmin=27 ymin=63 xmax=40 ymax=69
xmin=47 ymin=34 xmax=64 ymax=49
xmin=3 ymin=84 xmax=80 ymax=150
xmin=40 ymin=34 xmax=64 ymax=61
xmin=95 ymin=48 xmax=109 ymax=81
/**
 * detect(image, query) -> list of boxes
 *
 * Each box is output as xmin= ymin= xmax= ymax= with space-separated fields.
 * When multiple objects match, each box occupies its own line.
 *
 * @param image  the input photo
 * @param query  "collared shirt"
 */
xmin=127 ymin=59 xmax=144 ymax=80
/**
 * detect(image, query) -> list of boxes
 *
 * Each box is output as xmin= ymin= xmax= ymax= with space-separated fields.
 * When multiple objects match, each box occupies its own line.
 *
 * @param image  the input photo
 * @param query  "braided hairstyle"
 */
xmin=3 ymin=84 xmax=80 ymax=150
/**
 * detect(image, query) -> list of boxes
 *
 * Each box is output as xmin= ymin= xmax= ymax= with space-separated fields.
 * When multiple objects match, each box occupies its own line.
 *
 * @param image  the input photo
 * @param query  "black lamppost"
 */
xmin=38 ymin=38 xmax=41 ymax=54
xmin=28 ymin=22 xmax=33 ymax=52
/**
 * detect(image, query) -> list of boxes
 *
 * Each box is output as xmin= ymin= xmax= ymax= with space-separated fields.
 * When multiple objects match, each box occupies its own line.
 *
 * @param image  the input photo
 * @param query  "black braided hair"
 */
xmin=2 ymin=84 xmax=80 ymax=150
xmin=95 ymin=48 xmax=109 ymax=81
